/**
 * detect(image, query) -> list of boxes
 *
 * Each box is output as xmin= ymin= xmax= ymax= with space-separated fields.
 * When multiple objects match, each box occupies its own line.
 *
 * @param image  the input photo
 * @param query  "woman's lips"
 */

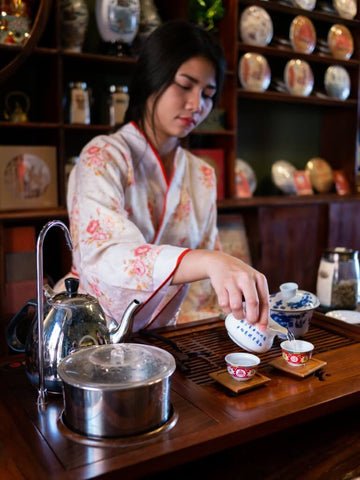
xmin=178 ymin=117 xmax=195 ymax=127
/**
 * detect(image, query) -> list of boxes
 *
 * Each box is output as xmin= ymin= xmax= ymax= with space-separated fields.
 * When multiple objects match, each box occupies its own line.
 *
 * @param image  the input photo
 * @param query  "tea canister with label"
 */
xmin=67 ymin=82 xmax=90 ymax=124
xmin=108 ymin=85 xmax=129 ymax=126
xmin=316 ymin=247 xmax=359 ymax=310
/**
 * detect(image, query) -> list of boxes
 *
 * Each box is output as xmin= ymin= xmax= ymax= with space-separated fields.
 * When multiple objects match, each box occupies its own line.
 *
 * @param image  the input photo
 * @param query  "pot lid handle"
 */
xmin=65 ymin=277 xmax=80 ymax=298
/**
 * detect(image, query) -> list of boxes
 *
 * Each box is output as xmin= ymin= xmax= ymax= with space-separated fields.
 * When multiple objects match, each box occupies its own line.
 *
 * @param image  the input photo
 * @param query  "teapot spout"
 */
xmin=268 ymin=318 xmax=288 ymax=336
xmin=110 ymin=299 xmax=142 ymax=344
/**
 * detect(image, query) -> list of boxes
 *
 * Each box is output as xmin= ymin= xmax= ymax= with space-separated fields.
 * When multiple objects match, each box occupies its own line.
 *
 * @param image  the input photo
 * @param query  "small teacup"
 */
xmin=225 ymin=352 xmax=260 ymax=381
xmin=280 ymin=340 xmax=314 ymax=367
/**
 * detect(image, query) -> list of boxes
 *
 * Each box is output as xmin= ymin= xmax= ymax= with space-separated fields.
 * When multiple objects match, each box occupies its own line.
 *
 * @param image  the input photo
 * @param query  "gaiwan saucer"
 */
xmin=325 ymin=310 xmax=360 ymax=324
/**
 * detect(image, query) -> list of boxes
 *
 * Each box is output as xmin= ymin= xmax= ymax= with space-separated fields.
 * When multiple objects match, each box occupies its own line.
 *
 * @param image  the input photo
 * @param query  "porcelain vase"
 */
xmin=60 ymin=0 xmax=89 ymax=53
xmin=95 ymin=0 xmax=140 ymax=55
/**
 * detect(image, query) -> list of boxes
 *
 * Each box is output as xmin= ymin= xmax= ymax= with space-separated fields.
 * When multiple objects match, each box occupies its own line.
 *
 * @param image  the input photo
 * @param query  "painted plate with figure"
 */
xmin=235 ymin=159 xmax=257 ymax=194
xmin=238 ymin=53 xmax=271 ymax=92
xmin=239 ymin=6 xmax=273 ymax=47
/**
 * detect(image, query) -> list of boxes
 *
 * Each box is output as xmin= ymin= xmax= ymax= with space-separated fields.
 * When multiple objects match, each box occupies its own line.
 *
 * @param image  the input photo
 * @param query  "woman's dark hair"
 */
xmin=125 ymin=20 xmax=226 ymax=129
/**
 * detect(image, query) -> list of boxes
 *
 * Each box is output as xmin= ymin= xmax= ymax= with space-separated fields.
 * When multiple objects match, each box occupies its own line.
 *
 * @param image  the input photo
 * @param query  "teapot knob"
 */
xmin=65 ymin=277 xmax=80 ymax=298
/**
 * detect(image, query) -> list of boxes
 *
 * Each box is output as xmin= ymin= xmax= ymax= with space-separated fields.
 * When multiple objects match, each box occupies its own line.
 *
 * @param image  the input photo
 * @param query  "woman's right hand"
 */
xmin=172 ymin=249 xmax=270 ymax=331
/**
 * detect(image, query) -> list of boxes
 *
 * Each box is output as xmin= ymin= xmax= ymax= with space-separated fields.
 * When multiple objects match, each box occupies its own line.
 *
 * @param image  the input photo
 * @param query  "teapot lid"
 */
xmin=47 ymin=277 xmax=103 ymax=309
xmin=270 ymin=282 xmax=320 ymax=312
xmin=58 ymin=343 xmax=176 ymax=389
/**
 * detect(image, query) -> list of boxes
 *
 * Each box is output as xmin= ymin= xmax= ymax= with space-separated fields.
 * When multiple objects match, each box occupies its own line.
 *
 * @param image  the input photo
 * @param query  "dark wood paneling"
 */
xmin=257 ymin=205 xmax=328 ymax=293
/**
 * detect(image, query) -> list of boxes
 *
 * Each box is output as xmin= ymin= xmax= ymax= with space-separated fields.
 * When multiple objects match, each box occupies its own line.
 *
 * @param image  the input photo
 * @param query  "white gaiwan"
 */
xmin=269 ymin=282 xmax=320 ymax=338
xmin=225 ymin=314 xmax=288 ymax=353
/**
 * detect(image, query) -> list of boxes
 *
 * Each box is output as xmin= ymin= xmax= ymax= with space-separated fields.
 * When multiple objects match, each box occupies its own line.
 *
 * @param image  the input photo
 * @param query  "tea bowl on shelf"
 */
xmin=280 ymin=340 xmax=314 ymax=367
xmin=269 ymin=282 xmax=320 ymax=338
xmin=225 ymin=352 xmax=260 ymax=381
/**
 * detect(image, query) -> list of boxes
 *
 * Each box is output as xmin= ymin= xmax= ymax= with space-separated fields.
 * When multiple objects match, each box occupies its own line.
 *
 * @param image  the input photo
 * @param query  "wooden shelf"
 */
xmin=0 ymin=207 xmax=68 ymax=222
xmin=218 ymin=193 xmax=360 ymax=209
xmin=237 ymin=88 xmax=359 ymax=106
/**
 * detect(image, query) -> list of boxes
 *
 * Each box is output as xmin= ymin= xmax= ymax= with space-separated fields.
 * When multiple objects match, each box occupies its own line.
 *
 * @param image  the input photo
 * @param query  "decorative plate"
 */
xmin=238 ymin=53 xmax=271 ymax=92
xmin=271 ymin=160 xmax=297 ymax=194
xmin=333 ymin=0 xmax=357 ymax=18
xmin=284 ymin=59 xmax=314 ymax=96
xmin=289 ymin=16 xmax=316 ymax=54
xmin=239 ymin=6 xmax=273 ymax=47
xmin=324 ymin=65 xmax=350 ymax=100
xmin=328 ymin=24 xmax=354 ymax=60
xmin=305 ymin=157 xmax=334 ymax=193
xmin=235 ymin=158 xmax=257 ymax=194
xmin=292 ymin=0 xmax=317 ymax=10
xmin=325 ymin=310 xmax=360 ymax=324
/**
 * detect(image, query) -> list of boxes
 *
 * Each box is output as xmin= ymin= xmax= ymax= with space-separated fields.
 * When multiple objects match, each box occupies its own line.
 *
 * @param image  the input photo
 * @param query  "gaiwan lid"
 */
xmin=58 ymin=343 xmax=176 ymax=390
xmin=270 ymin=282 xmax=319 ymax=312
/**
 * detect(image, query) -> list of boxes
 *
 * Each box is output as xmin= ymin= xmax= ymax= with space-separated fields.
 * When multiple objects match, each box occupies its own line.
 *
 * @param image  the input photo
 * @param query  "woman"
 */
xmin=60 ymin=20 xmax=269 ymax=332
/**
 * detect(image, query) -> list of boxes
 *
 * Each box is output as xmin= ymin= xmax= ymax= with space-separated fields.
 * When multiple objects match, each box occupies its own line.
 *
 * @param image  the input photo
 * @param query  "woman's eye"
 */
xmin=174 ymin=81 xmax=190 ymax=90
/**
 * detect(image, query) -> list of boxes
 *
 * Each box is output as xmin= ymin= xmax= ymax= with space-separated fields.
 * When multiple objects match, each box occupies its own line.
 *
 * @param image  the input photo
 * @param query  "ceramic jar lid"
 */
xmin=305 ymin=157 xmax=334 ymax=193
xmin=328 ymin=24 xmax=354 ymax=60
xmin=290 ymin=16 xmax=316 ymax=54
xmin=238 ymin=53 xmax=271 ymax=91
xmin=239 ymin=5 xmax=273 ymax=46
xmin=284 ymin=59 xmax=314 ymax=96
xmin=333 ymin=0 xmax=357 ymax=19
xmin=324 ymin=65 xmax=350 ymax=100
xmin=270 ymin=283 xmax=320 ymax=312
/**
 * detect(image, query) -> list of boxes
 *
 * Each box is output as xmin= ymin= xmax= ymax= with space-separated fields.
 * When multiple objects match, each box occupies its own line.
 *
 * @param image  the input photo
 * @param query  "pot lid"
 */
xmin=270 ymin=282 xmax=320 ymax=312
xmin=58 ymin=343 xmax=176 ymax=390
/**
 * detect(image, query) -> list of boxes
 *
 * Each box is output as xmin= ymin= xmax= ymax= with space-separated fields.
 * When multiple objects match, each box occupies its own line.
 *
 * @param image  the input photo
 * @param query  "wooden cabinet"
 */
xmin=0 ymin=0 xmax=360 ymax=353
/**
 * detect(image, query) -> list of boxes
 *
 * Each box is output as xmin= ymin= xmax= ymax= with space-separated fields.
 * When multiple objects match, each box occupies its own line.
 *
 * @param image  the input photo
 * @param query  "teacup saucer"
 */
xmin=269 ymin=356 xmax=327 ymax=377
xmin=210 ymin=369 xmax=271 ymax=393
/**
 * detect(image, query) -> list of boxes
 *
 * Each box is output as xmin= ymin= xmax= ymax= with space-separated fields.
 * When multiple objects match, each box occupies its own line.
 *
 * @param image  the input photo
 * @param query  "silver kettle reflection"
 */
xmin=6 ymin=220 xmax=141 ymax=395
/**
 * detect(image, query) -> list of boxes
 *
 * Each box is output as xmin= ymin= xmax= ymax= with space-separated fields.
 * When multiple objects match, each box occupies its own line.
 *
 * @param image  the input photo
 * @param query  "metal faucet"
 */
xmin=36 ymin=220 xmax=73 ymax=406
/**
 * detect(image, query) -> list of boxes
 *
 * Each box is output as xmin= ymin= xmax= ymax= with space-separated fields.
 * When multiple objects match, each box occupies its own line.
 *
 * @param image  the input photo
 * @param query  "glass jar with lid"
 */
xmin=316 ymin=247 xmax=359 ymax=310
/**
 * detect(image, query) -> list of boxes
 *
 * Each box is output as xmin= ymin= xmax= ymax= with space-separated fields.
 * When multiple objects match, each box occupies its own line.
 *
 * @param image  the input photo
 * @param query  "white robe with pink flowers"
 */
xmin=63 ymin=121 xmax=220 ymax=331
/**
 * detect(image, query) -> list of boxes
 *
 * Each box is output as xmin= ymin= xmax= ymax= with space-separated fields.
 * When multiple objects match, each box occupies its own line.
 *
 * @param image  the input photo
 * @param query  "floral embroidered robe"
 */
xmin=61 ymin=121 xmax=221 ymax=331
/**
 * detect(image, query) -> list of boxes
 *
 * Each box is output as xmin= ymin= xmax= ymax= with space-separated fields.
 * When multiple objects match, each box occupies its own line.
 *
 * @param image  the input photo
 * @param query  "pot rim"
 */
xmin=58 ymin=343 xmax=176 ymax=390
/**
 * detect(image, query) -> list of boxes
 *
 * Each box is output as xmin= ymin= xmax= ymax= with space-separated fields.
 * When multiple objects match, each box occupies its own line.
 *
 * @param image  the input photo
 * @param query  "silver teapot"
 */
xmin=6 ymin=220 xmax=141 ymax=397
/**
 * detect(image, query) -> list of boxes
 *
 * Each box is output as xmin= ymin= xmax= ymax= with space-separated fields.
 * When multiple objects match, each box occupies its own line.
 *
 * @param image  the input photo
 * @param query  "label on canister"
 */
xmin=316 ymin=259 xmax=335 ymax=307
xmin=70 ymin=87 xmax=90 ymax=124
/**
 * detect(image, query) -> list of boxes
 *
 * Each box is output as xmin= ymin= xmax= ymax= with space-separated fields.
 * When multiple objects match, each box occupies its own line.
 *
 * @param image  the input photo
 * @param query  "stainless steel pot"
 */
xmin=58 ymin=343 xmax=176 ymax=438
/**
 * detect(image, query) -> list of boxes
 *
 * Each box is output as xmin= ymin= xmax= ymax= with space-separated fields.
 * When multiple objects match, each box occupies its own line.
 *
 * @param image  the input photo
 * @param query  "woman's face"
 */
xmin=146 ymin=56 xmax=217 ymax=146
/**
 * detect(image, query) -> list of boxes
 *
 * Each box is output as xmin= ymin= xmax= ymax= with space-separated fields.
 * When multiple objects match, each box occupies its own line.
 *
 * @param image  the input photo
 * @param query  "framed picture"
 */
xmin=0 ymin=145 xmax=58 ymax=211
xmin=217 ymin=213 xmax=252 ymax=266
xmin=191 ymin=148 xmax=225 ymax=199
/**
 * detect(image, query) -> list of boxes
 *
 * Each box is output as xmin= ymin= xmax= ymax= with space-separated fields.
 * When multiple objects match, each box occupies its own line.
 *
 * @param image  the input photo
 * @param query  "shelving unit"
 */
xmin=0 ymin=0 xmax=360 ymax=355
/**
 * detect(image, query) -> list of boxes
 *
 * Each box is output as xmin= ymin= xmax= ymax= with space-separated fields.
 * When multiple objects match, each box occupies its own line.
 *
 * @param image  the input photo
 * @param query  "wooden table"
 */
xmin=1 ymin=312 xmax=360 ymax=479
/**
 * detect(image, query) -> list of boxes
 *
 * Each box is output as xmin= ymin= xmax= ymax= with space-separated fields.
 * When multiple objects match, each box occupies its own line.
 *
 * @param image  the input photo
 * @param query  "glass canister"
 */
xmin=66 ymin=82 xmax=90 ymax=124
xmin=108 ymin=85 xmax=129 ymax=126
xmin=316 ymin=247 xmax=360 ymax=310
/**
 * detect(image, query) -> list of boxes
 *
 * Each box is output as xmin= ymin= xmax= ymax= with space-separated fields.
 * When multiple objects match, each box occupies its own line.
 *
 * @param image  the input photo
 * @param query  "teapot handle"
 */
xmin=5 ymin=299 xmax=37 ymax=352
